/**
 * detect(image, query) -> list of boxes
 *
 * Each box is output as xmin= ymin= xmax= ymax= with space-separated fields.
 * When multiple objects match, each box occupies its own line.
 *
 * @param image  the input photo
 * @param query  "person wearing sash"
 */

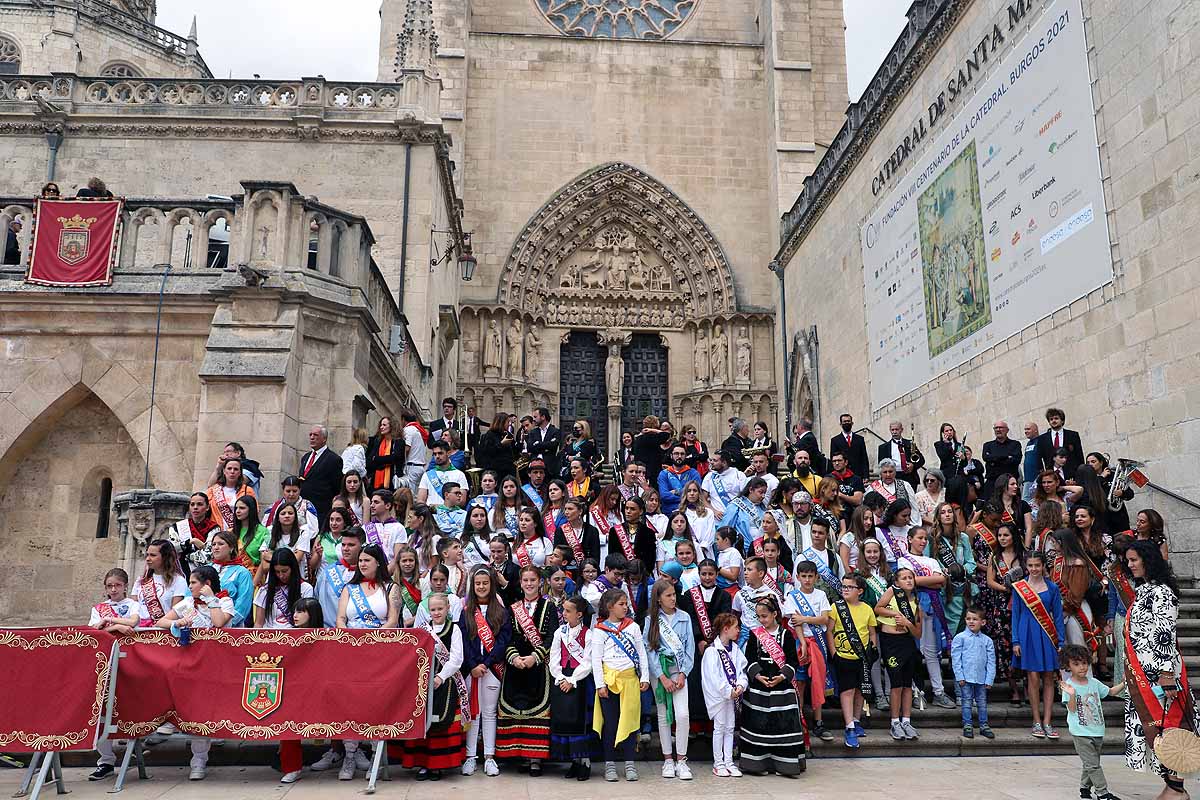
xmin=829 ymin=574 xmax=878 ymax=749
xmin=1106 ymin=532 xmax=1136 ymax=698
xmin=206 ymin=458 xmax=255 ymax=531
xmin=261 ymin=476 xmax=319 ymax=543
xmin=362 ymin=488 xmax=407 ymax=563
xmin=838 ymin=502 xmax=874 ymax=574
xmin=405 ymin=503 xmax=438 ymax=573
xmin=898 ymin=527 xmax=955 ymax=709
xmin=643 ymin=580 xmax=695 ymax=780
xmin=679 ymin=559 xmax=732 ymax=738
xmin=231 ymin=495 xmax=270 ymax=572
xmin=171 ymin=492 xmax=220 ymax=575
xmin=432 ymin=482 xmax=468 ymax=539
xmin=209 ymin=531 xmax=253 ymax=626
xmin=969 ymin=502 xmax=1003 ymax=595
xmin=522 ymin=457 xmax=550 ymax=511
xmin=132 ymin=539 xmax=187 ymax=627
xmin=496 ymin=565 xmax=557 ymax=773
xmin=565 ymin=457 xmax=597 ymax=506
xmin=701 ymin=612 xmax=747 ymax=778
xmin=926 ymin=501 xmax=976 ymax=639
xmin=469 ymin=470 xmax=501 ymax=517
xmin=759 ymin=509 xmax=794 ymax=571
xmin=87 ymin=568 xmax=144 ymax=780
xmin=253 ymin=549 xmax=314 ymax=628
xmin=1121 ymin=540 xmax=1198 ymax=799
xmin=671 ymin=541 xmax=701 ymax=591
xmin=591 ymin=588 xmax=650 ymax=783
xmin=800 ymin=517 xmax=841 ymax=601
xmin=335 ymin=544 xmax=399 ymax=780
xmin=855 ymin=539 xmax=893 ymax=705
xmin=658 ymin=444 xmax=701 ymax=516
xmin=337 ymin=471 xmax=368 ymax=526
xmin=869 ymin=459 xmax=917 ymax=519
xmin=366 ymin=415 xmax=403 ymax=492
xmin=732 ymin=557 xmax=776 ymax=646
xmin=316 ymin=526 xmax=364 ymax=627
xmin=761 ymin=538 xmax=792 ymax=602
xmin=643 ymin=489 xmax=670 ymax=540
xmin=701 ymin=450 xmax=748 ymax=520
xmin=991 ymin=472 xmax=1033 ymax=547
xmin=462 ymin=505 xmax=494 ymax=569
xmin=784 ymin=560 xmax=834 ymax=742
xmin=400 ymin=592 xmax=467 ymax=780
xmin=984 ymin=523 xmax=1026 ymax=705
xmin=587 ymin=484 xmax=621 ymax=562
xmin=541 ymin=479 xmax=569 ymax=539
xmin=553 ymin=498 xmax=600 ymax=575
xmin=715 ymin=527 xmax=744 ymax=596
xmin=681 ymin=480 xmax=716 ymax=559
xmin=740 ymin=595 xmax=805 ymax=776
xmin=1134 ymin=508 xmax=1169 ymax=561
xmin=511 ymin=507 xmax=553 ymax=570
xmin=582 ymin=553 xmax=628 ymax=615
xmin=813 ymin=477 xmax=848 ymax=539
xmin=1011 ymin=550 xmax=1064 ymax=740
xmin=1074 ymin=503 xmax=1115 ymax=677
xmin=418 ymin=440 xmax=469 ymax=506
xmin=493 ymin=475 xmax=524 ymax=540
xmin=273 ymin=599 xmax=324 ymax=784
xmin=657 ymin=510 xmax=697 ymax=570
xmin=876 ymin=498 xmax=913 ymax=569
xmin=310 ymin=506 xmax=352 ymax=576
xmin=616 ymin=495 xmax=657 ymax=569
xmin=258 ymin=501 xmax=316 ymax=585
xmin=461 ymin=566 xmax=512 ymax=778
xmin=1052 ymin=527 xmax=1101 ymax=658
xmin=485 ymin=536 xmax=521 ymax=605
xmin=1033 ymin=500 xmax=1066 ymax=555
xmin=549 ymin=595 xmax=598 ymax=780
xmin=722 ymin=478 xmax=770 ymax=556
xmin=872 ymin=567 xmax=923 ymax=740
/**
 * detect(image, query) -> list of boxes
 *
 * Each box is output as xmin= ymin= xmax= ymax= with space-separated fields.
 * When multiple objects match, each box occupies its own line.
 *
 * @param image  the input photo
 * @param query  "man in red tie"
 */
xmin=829 ymin=413 xmax=869 ymax=480
xmin=299 ymin=424 xmax=343 ymax=528
xmin=1036 ymin=407 xmax=1083 ymax=476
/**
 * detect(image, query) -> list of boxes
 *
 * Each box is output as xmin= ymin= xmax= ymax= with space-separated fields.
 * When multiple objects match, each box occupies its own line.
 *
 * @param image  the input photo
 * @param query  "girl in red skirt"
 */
xmin=401 ymin=592 xmax=467 ymax=779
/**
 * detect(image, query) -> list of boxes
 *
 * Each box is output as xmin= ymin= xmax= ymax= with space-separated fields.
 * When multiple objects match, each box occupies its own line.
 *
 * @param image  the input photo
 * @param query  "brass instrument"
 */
xmin=466 ymin=467 xmax=484 ymax=496
xmin=909 ymin=437 xmax=924 ymax=467
xmin=742 ymin=444 xmax=771 ymax=460
xmin=1108 ymin=457 xmax=1146 ymax=512
xmin=513 ymin=454 xmax=531 ymax=474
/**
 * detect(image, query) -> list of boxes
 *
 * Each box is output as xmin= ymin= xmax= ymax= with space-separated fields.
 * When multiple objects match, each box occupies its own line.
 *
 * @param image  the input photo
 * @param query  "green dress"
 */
xmin=238 ymin=524 xmax=270 ymax=566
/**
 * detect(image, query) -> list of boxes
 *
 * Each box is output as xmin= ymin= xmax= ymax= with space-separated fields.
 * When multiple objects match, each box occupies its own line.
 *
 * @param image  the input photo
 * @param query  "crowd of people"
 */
xmin=82 ymin=400 xmax=1195 ymax=799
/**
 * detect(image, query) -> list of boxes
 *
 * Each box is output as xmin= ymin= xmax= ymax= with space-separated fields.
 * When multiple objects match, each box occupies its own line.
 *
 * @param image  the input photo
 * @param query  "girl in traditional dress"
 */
xmin=657 ymin=511 xmax=697 ymax=570
xmin=701 ymin=613 xmax=747 ymax=778
xmin=566 ymin=458 xmax=596 ymax=506
xmin=543 ymin=480 xmax=569 ymax=540
xmin=856 ymin=539 xmax=892 ymax=704
xmin=254 ymin=548 xmax=314 ymax=628
xmin=549 ymin=595 xmax=597 ymax=780
xmin=311 ymin=506 xmax=352 ymax=574
xmin=392 ymin=545 xmax=422 ymax=625
xmin=926 ymin=501 xmax=975 ymax=637
xmin=876 ymin=499 xmax=913 ymax=569
xmin=983 ymin=523 xmax=1025 ymax=704
xmin=872 ymin=566 xmax=923 ymax=740
xmin=132 ymin=539 xmax=187 ymax=627
xmin=590 ymin=484 xmax=625 ymax=563
xmin=88 ymin=568 xmax=141 ymax=632
xmin=401 ymin=592 xmax=467 ymax=780
xmin=497 ymin=565 xmax=556 ymax=773
xmin=990 ymin=473 xmax=1033 ymax=546
xmin=206 ymin=458 xmax=255 ymax=531
xmin=591 ymin=588 xmax=649 ymax=783
xmin=336 ymin=472 xmax=367 ymax=527
xmin=1107 ymin=532 xmax=1136 ymax=696
xmin=208 ymin=531 xmax=253 ymax=626
xmin=231 ymin=496 xmax=269 ymax=573
xmin=461 ymin=566 xmax=512 ymax=778
xmin=644 ymin=580 xmax=695 ymax=779
xmin=620 ymin=495 xmax=659 ymax=568
xmin=1010 ymin=550 xmax=1064 ymax=740
xmin=461 ymin=505 xmax=494 ymax=569
xmin=493 ymin=476 xmax=523 ymax=540
xmin=682 ymin=481 xmax=715 ymax=559
xmin=275 ymin=599 xmax=324 ymax=784
xmin=739 ymin=595 xmax=805 ymax=777
xmin=644 ymin=489 xmax=669 ymax=539
xmin=415 ymin=563 xmax=467 ymax=627
xmin=680 ymin=559 xmax=732 ymax=739
xmin=259 ymin=502 xmax=315 ymax=584
xmin=1052 ymin=527 xmax=1100 ymax=657
xmin=1032 ymin=500 xmax=1064 ymax=555
xmin=554 ymin=498 xmax=601 ymax=573
xmin=513 ymin=508 xmax=554 ymax=569
xmin=814 ymin=477 xmax=848 ymax=539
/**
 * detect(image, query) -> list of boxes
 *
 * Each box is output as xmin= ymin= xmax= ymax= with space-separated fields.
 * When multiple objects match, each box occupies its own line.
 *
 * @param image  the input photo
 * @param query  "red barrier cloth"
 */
xmin=0 ymin=627 xmax=115 ymax=752
xmin=112 ymin=628 xmax=433 ymax=740
xmin=26 ymin=198 xmax=123 ymax=287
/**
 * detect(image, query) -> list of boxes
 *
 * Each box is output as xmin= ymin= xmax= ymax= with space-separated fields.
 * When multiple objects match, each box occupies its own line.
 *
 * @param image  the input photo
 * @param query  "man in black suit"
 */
xmin=427 ymin=397 xmax=463 ymax=447
xmin=982 ymin=419 xmax=1022 ymax=495
xmin=789 ymin=417 xmax=827 ymax=476
xmin=525 ymin=407 xmax=561 ymax=475
xmin=463 ymin=406 xmax=487 ymax=455
xmin=721 ymin=418 xmax=752 ymax=471
xmin=830 ymin=412 xmax=870 ymax=480
xmin=1037 ymin=407 xmax=1084 ymax=475
xmin=299 ymin=424 xmax=343 ymax=526
xmin=877 ymin=420 xmax=925 ymax=490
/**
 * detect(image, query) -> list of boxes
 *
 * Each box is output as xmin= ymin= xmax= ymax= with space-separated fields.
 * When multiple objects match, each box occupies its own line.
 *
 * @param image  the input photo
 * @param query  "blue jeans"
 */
xmin=960 ymin=682 xmax=989 ymax=727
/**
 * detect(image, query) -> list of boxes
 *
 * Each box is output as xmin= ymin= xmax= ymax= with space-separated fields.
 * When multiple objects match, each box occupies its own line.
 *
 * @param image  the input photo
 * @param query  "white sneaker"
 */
xmin=354 ymin=748 xmax=372 ymax=771
xmin=337 ymin=761 xmax=355 ymax=781
xmin=484 ymin=757 xmax=499 ymax=777
xmin=712 ymin=765 xmax=731 ymax=778
xmin=280 ymin=771 xmax=302 ymax=784
xmin=309 ymin=750 xmax=342 ymax=771
xmin=188 ymin=767 xmax=205 ymax=781
xmin=727 ymin=764 xmax=743 ymax=777
xmin=661 ymin=760 xmax=676 ymax=779
xmin=675 ymin=760 xmax=692 ymax=781
xmin=461 ymin=757 xmax=476 ymax=776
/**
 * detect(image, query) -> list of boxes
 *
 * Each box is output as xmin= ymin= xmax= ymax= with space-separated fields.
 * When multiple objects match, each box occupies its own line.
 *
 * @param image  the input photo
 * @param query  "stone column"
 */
xmin=112 ymin=490 xmax=191 ymax=581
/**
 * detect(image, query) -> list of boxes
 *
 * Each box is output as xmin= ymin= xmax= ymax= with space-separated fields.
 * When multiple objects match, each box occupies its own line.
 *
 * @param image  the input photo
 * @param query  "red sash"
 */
xmin=373 ymin=437 xmax=393 ymax=490
xmin=471 ymin=606 xmax=505 ymax=717
xmin=689 ymin=585 xmax=713 ymax=640
xmin=1124 ymin=602 xmax=1196 ymax=754
xmin=970 ymin=522 xmax=997 ymax=550
xmin=139 ymin=575 xmax=167 ymax=622
xmin=1012 ymin=579 xmax=1058 ymax=648
xmin=1035 ymin=527 xmax=1053 ymax=554
xmin=762 ymin=568 xmax=783 ymax=599
xmin=1111 ymin=565 xmax=1136 ymax=609
xmin=751 ymin=537 xmax=765 ymax=557
xmin=1000 ymin=509 xmax=1015 ymax=526
xmin=593 ymin=510 xmax=635 ymax=560
xmin=511 ymin=600 xmax=544 ymax=649
xmin=612 ymin=523 xmax=635 ymax=560
xmin=753 ymin=626 xmax=789 ymax=670
xmin=542 ymin=508 xmax=559 ymax=537
xmin=93 ymin=602 xmax=118 ymax=620
xmin=559 ymin=523 xmax=583 ymax=561
xmin=207 ymin=485 xmax=237 ymax=530
xmin=515 ymin=538 xmax=536 ymax=568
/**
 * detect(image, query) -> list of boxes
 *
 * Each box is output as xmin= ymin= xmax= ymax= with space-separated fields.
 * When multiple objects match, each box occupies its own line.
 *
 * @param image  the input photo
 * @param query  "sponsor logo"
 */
xmin=1013 ymin=117 xmax=1026 ymax=135
xmin=991 ymin=246 xmax=1002 ymax=262
xmin=1049 ymin=201 xmax=1060 ymax=218
xmin=1018 ymin=163 xmax=1037 ymax=183
xmin=989 ymin=220 xmax=999 ymax=235
xmin=1048 ymin=129 xmax=1079 ymax=154
xmin=1023 ymin=247 xmax=1036 ymax=260
xmin=1005 ymin=147 xmax=1025 ymax=167
xmin=983 ymin=169 xmax=1002 ymax=188
xmin=1060 ymin=188 xmax=1083 ymax=207
xmin=1011 ymin=230 xmax=1021 ymax=246
xmin=1038 ymin=110 xmax=1063 ymax=137
xmin=1032 ymin=177 xmax=1057 ymax=200
xmin=1010 ymin=203 xmax=1023 ymax=220
xmin=865 ymin=223 xmax=877 ymax=249
xmin=985 ymin=188 xmax=1008 ymax=212
xmin=1040 ymin=204 xmax=1096 ymax=255
xmin=982 ymin=144 xmax=1001 ymax=168
xmin=1032 ymin=86 xmax=1060 ymax=116
xmin=1027 ymin=217 xmax=1038 ymax=232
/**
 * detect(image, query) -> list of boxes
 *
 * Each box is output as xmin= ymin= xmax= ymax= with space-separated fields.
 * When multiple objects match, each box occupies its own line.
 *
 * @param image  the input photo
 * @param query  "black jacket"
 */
xmin=365 ymin=435 xmax=404 ymax=490
xmin=475 ymin=428 xmax=519 ymax=479
xmin=982 ymin=438 xmax=1023 ymax=487
xmin=1037 ymin=428 xmax=1084 ymax=475
xmin=633 ymin=430 xmax=672 ymax=483
xmin=830 ymin=431 xmax=870 ymax=480
xmin=299 ymin=448 xmax=343 ymax=525
xmin=553 ymin=520 xmax=602 ymax=568
xmin=934 ymin=439 xmax=965 ymax=477
xmin=526 ymin=424 xmax=561 ymax=474
xmin=790 ymin=431 xmax=826 ymax=475
xmin=877 ymin=438 xmax=926 ymax=489
xmin=719 ymin=433 xmax=751 ymax=470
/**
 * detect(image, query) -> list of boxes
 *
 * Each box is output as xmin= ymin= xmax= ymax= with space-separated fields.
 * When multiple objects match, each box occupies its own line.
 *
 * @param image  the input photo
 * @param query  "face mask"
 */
xmin=841 ymin=422 xmax=853 ymax=433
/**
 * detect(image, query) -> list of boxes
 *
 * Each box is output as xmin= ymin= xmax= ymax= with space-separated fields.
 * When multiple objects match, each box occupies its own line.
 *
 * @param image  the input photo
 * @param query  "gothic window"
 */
xmin=533 ymin=0 xmax=700 ymax=39
xmin=94 ymin=477 xmax=113 ymax=539
xmin=99 ymin=62 xmax=143 ymax=79
xmin=0 ymin=35 xmax=20 ymax=75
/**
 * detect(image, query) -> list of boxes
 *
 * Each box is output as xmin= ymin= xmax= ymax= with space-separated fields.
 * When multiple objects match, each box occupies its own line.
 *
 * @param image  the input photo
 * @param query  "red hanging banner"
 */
xmin=26 ymin=198 xmax=123 ymax=287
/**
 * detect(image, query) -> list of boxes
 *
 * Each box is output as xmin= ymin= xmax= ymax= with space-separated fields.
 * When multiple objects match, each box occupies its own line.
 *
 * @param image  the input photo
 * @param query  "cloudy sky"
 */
xmin=157 ymin=1 xmax=910 ymax=100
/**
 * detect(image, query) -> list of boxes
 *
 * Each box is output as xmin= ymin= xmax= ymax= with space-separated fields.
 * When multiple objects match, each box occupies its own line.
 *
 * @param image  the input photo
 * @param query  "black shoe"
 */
xmin=428 ymin=770 xmax=442 ymax=781
xmin=577 ymin=764 xmax=591 ymax=781
xmin=979 ymin=727 xmax=995 ymax=740
xmin=564 ymin=762 xmax=580 ymax=779
xmin=1095 ymin=793 xmax=1121 ymax=800
xmin=415 ymin=768 xmax=430 ymax=781
xmin=529 ymin=761 xmax=543 ymax=777
xmin=1080 ymin=789 xmax=1092 ymax=799
xmin=962 ymin=726 xmax=974 ymax=739
xmin=88 ymin=765 xmax=115 ymax=781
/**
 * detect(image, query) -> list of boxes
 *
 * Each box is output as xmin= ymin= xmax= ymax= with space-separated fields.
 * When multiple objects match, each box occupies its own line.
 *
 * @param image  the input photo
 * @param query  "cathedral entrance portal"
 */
xmin=558 ymin=331 xmax=608 ymax=455
xmin=620 ymin=334 xmax=668 ymax=438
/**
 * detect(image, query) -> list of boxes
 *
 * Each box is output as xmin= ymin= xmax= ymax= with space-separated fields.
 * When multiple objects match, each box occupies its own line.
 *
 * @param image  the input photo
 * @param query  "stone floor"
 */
xmin=0 ymin=758 xmax=1179 ymax=800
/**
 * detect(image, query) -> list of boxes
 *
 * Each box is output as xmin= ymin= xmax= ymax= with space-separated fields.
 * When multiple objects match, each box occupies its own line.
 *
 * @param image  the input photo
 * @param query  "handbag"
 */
xmin=1155 ymin=693 xmax=1200 ymax=776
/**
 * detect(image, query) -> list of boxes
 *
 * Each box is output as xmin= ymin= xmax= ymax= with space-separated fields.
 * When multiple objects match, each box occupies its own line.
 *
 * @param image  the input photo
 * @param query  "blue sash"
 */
xmin=426 ymin=468 xmax=448 ymax=498
xmin=470 ymin=494 xmax=498 ymax=513
xmin=347 ymin=583 xmax=383 ymax=629
xmin=522 ymin=484 xmax=545 ymax=511
xmin=503 ymin=507 xmax=520 ymax=536
xmin=324 ymin=563 xmax=348 ymax=599
xmin=789 ymin=588 xmax=834 ymax=692
xmin=435 ymin=506 xmax=466 ymax=534
xmin=597 ymin=620 xmax=641 ymax=672
xmin=801 ymin=547 xmax=839 ymax=591
xmin=711 ymin=472 xmax=734 ymax=507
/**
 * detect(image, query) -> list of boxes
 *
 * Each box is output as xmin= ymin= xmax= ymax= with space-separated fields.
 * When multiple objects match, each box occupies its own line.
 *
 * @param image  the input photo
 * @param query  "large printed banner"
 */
xmin=112 ymin=628 xmax=433 ymax=740
xmin=27 ymin=198 xmax=123 ymax=287
xmin=0 ymin=627 xmax=115 ymax=752
xmin=860 ymin=0 xmax=1112 ymax=410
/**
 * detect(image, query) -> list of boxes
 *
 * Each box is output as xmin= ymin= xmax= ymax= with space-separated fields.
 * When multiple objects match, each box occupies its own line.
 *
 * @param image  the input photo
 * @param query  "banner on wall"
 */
xmin=860 ymin=0 xmax=1111 ymax=411
xmin=27 ymin=198 xmax=123 ymax=287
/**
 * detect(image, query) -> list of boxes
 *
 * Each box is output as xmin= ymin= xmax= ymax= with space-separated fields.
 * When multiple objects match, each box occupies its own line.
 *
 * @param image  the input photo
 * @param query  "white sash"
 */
xmin=657 ymin=613 xmax=685 ymax=662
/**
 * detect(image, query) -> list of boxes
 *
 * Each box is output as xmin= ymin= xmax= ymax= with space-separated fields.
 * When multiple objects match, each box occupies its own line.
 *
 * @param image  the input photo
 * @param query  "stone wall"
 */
xmin=777 ymin=0 xmax=1200 ymax=571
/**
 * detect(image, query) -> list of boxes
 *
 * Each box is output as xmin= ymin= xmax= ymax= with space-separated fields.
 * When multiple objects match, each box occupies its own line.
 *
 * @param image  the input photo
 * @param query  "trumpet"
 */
xmin=1108 ymin=457 xmax=1146 ymax=512
xmin=742 ymin=445 xmax=771 ymax=460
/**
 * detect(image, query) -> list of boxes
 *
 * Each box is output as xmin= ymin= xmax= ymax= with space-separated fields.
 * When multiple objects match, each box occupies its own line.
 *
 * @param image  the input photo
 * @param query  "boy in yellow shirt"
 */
xmin=827 ymin=574 xmax=878 ymax=749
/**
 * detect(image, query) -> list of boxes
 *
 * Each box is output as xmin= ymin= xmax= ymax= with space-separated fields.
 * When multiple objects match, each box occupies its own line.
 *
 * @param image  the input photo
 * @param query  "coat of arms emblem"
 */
xmin=55 ymin=213 xmax=97 ymax=266
xmin=241 ymin=652 xmax=284 ymax=720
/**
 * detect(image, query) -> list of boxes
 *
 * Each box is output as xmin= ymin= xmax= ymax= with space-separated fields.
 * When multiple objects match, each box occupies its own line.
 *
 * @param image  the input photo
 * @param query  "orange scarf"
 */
xmin=373 ymin=437 xmax=393 ymax=490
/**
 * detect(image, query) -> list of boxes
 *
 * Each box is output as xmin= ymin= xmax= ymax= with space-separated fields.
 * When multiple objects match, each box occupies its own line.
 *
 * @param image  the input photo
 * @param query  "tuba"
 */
xmin=466 ymin=467 xmax=484 ymax=496
xmin=1108 ymin=458 xmax=1147 ymax=512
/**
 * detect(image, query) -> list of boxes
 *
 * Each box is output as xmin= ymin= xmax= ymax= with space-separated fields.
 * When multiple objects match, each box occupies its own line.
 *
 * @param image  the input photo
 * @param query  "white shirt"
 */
xmin=427 ymin=621 xmax=465 ymax=683
xmin=88 ymin=598 xmax=142 ymax=626
xmin=341 ymin=444 xmax=367 ymax=478
xmin=549 ymin=625 xmax=594 ymax=685
xmin=418 ymin=467 xmax=468 ymax=505
xmin=132 ymin=573 xmax=188 ymax=616
xmin=701 ymin=640 xmax=748 ymax=715
xmin=875 ymin=525 xmax=911 ymax=563
xmin=591 ymin=620 xmax=649 ymax=683
xmin=172 ymin=594 xmax=235 ymax=629
xmin=302 ymin=445 xmax=328 ymax=476
xmin=403 ymin=424 xmax=429 ymax=465
xmin=898 ymin=553 xmax=944 ymax=579
xmin=414 ymin=594 xmax=464 ymax=628
xmin=782 ymin=587 xmax=831 ymax=639
xmin=731 ymin=583 xmax=775 ymax=631
xmin=253 ymin=582 xmax=315 ymax=628
xmin=718 ymin=546 xmax=744 ymax=584
xmin=685 ymin=508 xmax=716 ymax=558
xmin=432 ymin=417 xmax=456 ymax=441
xmin=702 ymin=468 xmax=747 ymax=515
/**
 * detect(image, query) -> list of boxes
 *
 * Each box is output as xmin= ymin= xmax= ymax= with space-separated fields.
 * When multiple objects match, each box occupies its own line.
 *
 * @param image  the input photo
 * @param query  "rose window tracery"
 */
xmin=534 ymin=0 xmax=700 ymax=40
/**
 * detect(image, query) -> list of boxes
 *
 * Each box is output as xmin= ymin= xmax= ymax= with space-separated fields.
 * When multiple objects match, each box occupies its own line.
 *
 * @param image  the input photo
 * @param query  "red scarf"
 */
xmin=406 ymin=421 xmax=430 ymax=445
xmin=189 ymin=515 xmax=219 ymax=541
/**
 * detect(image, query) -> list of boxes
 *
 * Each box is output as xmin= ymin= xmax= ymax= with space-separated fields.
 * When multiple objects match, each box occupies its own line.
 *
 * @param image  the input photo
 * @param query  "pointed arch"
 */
xmin=498 ymin=162 xmax=737 ymax=319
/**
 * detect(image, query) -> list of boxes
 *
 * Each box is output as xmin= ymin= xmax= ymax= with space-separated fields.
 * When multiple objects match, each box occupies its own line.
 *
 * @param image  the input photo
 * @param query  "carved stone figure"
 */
xmin=627 ymin=251 xmax=647 ymax=290
xmin=711 ymin=325 xmax=728 ymax=385
xmin=507 ymin=318 xmax=523 ymax=378
xmin=694 ymin=331 xmax=710 ymax=384
xmin=605 ymin=347 xmax=624 ymax=404
xmin=736 ymin=326 xmax=752 ymax=384
xmin=483 ymin=319 xmax=502 ymax=375
xmin=580 ymin=257 xmax=606 ymax=289
xmin=560 ymin=262 xmax=582 ymax=289
xmin=525 ymin=326 xmax=542 ymax=377
xmin=607 ymin=254 xmax=628 ymax=290
xmin=462 ymin=324 xmax=479 ymax=373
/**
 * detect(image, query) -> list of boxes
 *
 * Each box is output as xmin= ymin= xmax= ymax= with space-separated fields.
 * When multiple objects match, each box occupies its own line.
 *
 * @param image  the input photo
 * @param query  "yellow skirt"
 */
xmin=592 ymin=665 xmax=641 ymax=746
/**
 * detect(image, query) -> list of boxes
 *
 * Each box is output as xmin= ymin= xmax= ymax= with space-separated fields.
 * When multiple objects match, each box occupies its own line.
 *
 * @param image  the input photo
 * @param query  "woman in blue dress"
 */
xmin=1010 ymin=550 xmax=1064 ymax=740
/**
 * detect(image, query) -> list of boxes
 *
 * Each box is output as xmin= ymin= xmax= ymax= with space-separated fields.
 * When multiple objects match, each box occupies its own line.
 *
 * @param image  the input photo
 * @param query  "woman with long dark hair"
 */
xmin=365 ymin=416 xmax=403 ymax=492
xmin=460 ymin=566 xmax=512 ymax=777
xmin=336 ymin=472 xmax=367 ymax=526
xmin=133 ymin=539 xmax=187 ymax=626
xmin=496 ymin=565 xmax=557 ymax=773
xmin=476 ymin=412 xmax=519 ymax=478
xmin=493 ymin=475 xmax=523 ymax=540
xmin=1122 ymin=540 xmax=1197 ymax=798
xmin=254 ymin=549 xmax=313 ymax=628
xmin=990 ymin=473 xmax=1032 ymax=544
xmin=1135 ymin=508 xmax=1169 ymax=560
xmin=983 ymin=523 xmax=1025 ymax=704
xmin=1051 ymin=527 xmax=1100 ymax=656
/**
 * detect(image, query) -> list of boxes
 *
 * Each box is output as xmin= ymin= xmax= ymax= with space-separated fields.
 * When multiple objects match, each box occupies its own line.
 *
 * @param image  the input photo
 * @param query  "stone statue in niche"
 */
xmin=710 ymin=325 xmax=728 ymax=385
xmin=525 ymin=325 xmax=542 ymax=378
xmin=736 ymin=326 xmax=752 ymax=384
xmin=627 ymin=250 xmax=647 ymax=290
xmin=605 ymin=346 xmax=624 ymax=404
xmin=507 ymin=318 xmax=524 ymax=379
xmin=606 ymin=253 xmax=628 ymax=290
xmin=483 ymin=319 xmax=502 ymax=377
xmin=649 ymin=263 xmax=671 ymax=291
xmin=560 ymin=262 xmax=582 ymax=289
xmin=694 ymin=330 xmax=710 ymax=385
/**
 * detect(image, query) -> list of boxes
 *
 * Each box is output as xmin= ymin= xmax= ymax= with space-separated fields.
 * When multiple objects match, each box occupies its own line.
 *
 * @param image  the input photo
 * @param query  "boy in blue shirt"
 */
xmin=1060 ymin=644 xmax=1125 ymax=800
xmin=951 ymin=606 xmax=996 ymax=739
